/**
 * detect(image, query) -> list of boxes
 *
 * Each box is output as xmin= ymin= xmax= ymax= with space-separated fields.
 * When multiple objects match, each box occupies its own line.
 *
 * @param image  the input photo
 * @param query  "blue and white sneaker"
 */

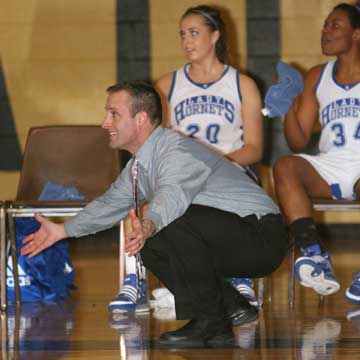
xmin=108 ymin=274 xmax=150 ymax=313
xmin=231 ymin=278 xmax=258 ymax=308
xmin=295 ymin=244 xmax=340 ymax=296
xmin=345 ymin=272 xmax=360 ymax=304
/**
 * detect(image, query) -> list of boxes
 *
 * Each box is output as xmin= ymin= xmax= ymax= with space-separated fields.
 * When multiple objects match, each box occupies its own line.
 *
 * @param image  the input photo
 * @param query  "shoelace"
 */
xmin=301 ymin=245 xmax=320 ymax=257
xmin=319 ymin=253 xmax=337 ymax=274
xmin=138 ymin=279 xmax=147 ymax=298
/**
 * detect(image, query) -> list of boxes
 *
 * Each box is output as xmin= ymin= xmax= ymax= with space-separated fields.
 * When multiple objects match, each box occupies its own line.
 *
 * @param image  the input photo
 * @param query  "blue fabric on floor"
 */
xmin=263 ymin=61 xmax=304 ymax=118
xmin=6 ymin=182 xmax=85 ymax=303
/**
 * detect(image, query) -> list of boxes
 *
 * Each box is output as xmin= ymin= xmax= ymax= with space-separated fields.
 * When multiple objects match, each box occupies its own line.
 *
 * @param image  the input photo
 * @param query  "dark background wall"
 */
xmin=246 ymin=0 xmax=283 ymax=165
xmin=0 ymin=63 xmax=22 ymax=170
xmin=116 ymin=0 xmax=151 ymax=165
xmin=116 ymin=0 xmax=150 ymax=83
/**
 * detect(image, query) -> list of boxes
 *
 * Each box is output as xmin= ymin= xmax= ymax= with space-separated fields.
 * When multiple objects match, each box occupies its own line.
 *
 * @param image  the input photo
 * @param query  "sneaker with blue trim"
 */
xmin=108 ymin=274 xmax=150 ymax=313
xmin=109 ymin=274 xmax=137 ymax=313
xmin=230 ymin=278 xmax=258 ymax=308
xmin=295 ymin=244 xmax=340 ymax=296
xmin=345 ymin=272 xmax=360 ymax=304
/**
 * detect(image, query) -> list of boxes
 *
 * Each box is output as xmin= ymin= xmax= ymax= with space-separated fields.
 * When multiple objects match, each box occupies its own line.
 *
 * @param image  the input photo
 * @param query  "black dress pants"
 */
xmin=141 ymin=205 xmax=288 ymax=320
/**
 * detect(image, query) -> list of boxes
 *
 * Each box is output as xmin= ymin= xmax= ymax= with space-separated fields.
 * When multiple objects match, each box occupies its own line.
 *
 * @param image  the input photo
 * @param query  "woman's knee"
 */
xmin=273 ymin=156 xmax=298 ymax=184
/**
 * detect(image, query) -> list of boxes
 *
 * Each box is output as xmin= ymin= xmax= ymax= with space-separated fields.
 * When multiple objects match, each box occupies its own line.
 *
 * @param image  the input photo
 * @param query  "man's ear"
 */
xmin=135 ymin=111 xmax=148 ymax=126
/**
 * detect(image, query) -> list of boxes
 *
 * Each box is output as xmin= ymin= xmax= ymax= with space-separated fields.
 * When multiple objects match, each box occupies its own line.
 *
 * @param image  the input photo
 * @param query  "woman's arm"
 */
xmin=283 ymin=65 xmax=322 ymax=152
xmin=226 ymin=74 xmax=263 ymax=166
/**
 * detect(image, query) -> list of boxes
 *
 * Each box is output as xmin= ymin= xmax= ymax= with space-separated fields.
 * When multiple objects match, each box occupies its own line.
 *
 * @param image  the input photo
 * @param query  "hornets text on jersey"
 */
xmin=168 ymin=64 xmax=243 ymax=155
xmin=316 ymin=60 xmax=360 ymax=154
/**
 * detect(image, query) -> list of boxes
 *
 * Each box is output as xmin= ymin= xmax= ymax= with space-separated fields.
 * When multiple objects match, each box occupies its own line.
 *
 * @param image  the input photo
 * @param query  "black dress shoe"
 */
xmin=159 ymin=318 xmax=233 ymax=345
xmin=228 ymin=305 xmax=258 ymax=327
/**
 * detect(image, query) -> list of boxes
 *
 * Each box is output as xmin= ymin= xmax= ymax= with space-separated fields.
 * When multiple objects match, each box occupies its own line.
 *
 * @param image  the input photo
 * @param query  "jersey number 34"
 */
xmin=331 ymin=122 xmax=360 ymax=146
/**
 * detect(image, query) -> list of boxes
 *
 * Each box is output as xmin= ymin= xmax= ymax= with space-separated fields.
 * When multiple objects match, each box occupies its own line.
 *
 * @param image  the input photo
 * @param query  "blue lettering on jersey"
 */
xmin=174 ymin=95 xmax=235 ymax=125
xmin=321 ymin=97 xmax=360 ymax=128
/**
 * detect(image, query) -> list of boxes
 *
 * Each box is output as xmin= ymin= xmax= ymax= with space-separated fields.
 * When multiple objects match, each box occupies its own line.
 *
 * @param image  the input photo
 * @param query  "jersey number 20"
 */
xmin=187 ymin=124 xmax=220 ymax=144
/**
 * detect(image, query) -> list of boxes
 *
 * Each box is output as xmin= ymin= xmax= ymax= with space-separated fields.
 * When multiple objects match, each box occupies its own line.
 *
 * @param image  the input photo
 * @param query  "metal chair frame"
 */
xmin=0 ymin=201 xmax=7 ymax=311
xmin=3 ymin=201 xmax=125 ymax=310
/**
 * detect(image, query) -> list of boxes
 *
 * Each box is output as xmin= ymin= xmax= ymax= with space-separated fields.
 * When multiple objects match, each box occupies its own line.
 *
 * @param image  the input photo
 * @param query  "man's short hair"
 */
xmin=107 ymin=81 xmax=162 ymax=126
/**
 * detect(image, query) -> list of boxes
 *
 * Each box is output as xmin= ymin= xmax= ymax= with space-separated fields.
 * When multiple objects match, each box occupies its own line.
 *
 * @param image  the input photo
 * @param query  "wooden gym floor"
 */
xmin=1 ymin=227 xmax=360 ymax=359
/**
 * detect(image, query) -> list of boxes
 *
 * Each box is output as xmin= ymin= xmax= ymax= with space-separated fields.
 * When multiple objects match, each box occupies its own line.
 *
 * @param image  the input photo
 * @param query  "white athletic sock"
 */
xmin=125 ymin=254 xmax=137 ymax=275
xmin=124 ymin=255 xmax=147 ymax=281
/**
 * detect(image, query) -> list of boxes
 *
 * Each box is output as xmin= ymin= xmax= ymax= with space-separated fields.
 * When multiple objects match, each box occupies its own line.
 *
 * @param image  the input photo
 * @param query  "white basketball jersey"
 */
xmin=168 ymin=64 xmax=243 ymax=154
xmin=316 ymin=60 xmax=360 ymax=154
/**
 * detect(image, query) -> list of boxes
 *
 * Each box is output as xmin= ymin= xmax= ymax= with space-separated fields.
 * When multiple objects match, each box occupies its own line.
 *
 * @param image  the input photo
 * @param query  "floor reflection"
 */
xmin=3 ymin=301 xmax=74 ymax=359
xmin=1 ymin=301 xmax=348 ymax=359
xmin=110 ymin=312 xmax=149 ymax=360
xmin=3 ymin=234 xmax=360 ymax=359
xmin=347 ymin=307 xmax=360 ymax=333
xmin=297 ymin=318 xmax=341 ymax=360
xmin=233 ymin=319 xmax=258 ymax=349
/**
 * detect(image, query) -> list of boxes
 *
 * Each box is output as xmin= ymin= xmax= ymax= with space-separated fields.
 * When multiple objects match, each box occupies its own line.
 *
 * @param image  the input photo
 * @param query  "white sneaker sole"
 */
xmin=296 ymin=261 xmax=340 ymax=296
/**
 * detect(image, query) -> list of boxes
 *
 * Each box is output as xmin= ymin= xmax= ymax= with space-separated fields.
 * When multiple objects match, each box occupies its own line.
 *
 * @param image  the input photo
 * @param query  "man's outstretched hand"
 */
xmin=21 ymin=213 xmax=67 ymax=258
xmin=125 ymin=208 xmax=155 ymax=256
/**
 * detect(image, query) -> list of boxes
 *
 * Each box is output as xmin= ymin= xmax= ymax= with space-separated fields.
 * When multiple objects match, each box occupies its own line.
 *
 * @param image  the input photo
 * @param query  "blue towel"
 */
xmin=262 ymin=61 xmax=304 ymax=118
xmin=39 ymin=181 xmax=86 ymax=201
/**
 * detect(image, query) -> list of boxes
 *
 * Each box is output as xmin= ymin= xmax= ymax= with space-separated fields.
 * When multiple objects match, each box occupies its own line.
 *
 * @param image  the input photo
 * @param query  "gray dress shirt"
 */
xmin=64 ymin=126 xmax=279 ymax=237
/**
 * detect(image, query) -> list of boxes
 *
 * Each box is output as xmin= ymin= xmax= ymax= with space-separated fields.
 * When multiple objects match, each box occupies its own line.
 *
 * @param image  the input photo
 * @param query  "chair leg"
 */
xmin=288 ymin=237 xmax=295 ymax=307
xmin=0 ymin=206 xmax=7 ymax=311
xmin=118 ymin=220 xmax=125 ymax=291
xmin=257 ymin=275 xmax=272 ymax=309
xmin=1 ymin=311 xmax=8 ymax=358
xmin=267 ymin=274 xmax=272 ymax=303
xmin=257 ymin=277 xmax=264 ymax=309
xmin=7 ymin=213 xmax=20 ymax=305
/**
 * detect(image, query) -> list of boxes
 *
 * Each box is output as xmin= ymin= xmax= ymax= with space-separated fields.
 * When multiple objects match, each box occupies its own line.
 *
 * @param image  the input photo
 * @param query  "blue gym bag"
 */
xmin=6 ymin=182 xmax=84 ymax=303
